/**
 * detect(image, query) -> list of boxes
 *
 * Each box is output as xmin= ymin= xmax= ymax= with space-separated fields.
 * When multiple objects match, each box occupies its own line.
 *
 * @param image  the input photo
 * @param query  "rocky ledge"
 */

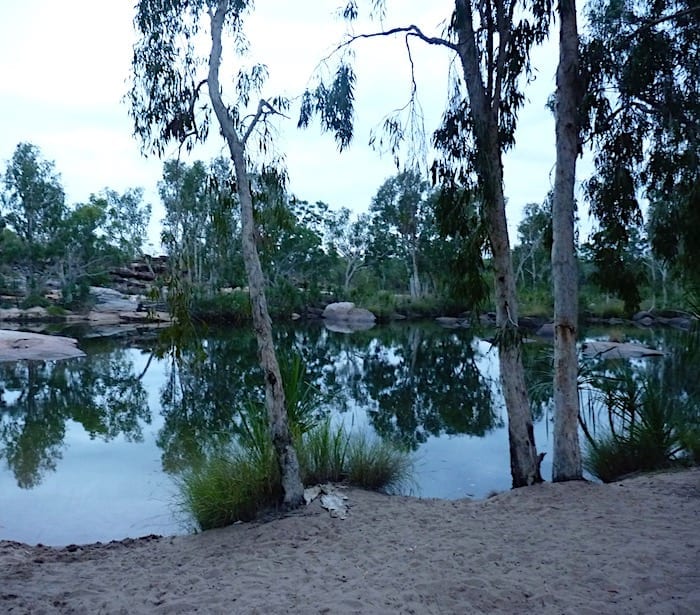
xmin=0 ymin=330 xmax=85 ymax=363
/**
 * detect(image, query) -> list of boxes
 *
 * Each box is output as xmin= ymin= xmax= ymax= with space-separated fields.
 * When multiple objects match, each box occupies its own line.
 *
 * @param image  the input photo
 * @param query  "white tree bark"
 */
xmin=207 ymin=2 xmax=304 ymax=507
xmin=552 ymin=0 xmax=583 ymax=482
xmin=454 ymin=1 xmax=542 ymax=487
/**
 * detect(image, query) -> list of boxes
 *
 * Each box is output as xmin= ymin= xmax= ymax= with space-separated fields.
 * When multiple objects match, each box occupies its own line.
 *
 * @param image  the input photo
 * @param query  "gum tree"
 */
xmin=581 ymin=0 xmax=700 ymax=304
xmin=551 ymin=0 xmax=582 ymax=481
xmin=1 ymin=142 xmax=66 ymax=293
xmin=128 ymin=0 xmax=304 ymax=508
xmin=301 ymin=0 xmax=549 ymax=487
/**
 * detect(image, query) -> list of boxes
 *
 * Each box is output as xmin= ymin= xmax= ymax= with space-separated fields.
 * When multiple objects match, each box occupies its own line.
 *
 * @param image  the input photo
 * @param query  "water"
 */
xmin=0 ymin=321 xmax=692 ymax=545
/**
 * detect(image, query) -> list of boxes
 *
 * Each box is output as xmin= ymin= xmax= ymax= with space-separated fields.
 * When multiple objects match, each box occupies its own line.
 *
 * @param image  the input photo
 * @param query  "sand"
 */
xmin=1 ymin=468 xmax=698 ymax=614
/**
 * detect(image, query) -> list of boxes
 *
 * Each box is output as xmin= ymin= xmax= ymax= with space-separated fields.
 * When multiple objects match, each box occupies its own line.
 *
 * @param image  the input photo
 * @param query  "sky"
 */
xmin=0 ymin=0 xmax=591 ymax=253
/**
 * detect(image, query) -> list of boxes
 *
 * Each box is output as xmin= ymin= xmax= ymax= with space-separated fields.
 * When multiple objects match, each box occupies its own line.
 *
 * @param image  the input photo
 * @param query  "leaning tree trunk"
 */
xmin=485 ymin=153 xmax=543 ymax=487
xmin=207 ymin=3 xmax=304 ymax=508
xmin=455 ymin=9 xmax=542 ymax=488
xmin=551 ymin=0 xmax=583 ymax=482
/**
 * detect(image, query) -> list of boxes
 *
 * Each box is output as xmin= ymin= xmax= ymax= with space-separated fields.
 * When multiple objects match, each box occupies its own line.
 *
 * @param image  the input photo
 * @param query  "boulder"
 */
xmin=536 ymin=323 xmax=555 ymax=338
xmin=435 ymin=316 xmax=468 ymax=329
xmin=581 ymin=341 xmax=664 ymax=360
xmin=324 ymin=320 xmax=375 ymax=334
xmin=322 ymin=302 xmax=376 ymax=324
xmin=0 ymin=330 xmax=85 ymax=362
xmin=89 ymin=286 xmax=139 ymax=313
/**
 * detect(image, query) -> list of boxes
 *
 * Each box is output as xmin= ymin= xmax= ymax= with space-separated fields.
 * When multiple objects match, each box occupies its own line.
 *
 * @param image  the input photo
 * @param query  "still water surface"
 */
xmin=0 ymin=322 xmax=687 ymax=545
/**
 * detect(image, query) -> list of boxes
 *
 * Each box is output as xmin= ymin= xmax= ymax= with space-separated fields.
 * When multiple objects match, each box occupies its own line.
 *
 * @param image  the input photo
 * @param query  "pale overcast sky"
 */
xmin=0 ymin=0 xmax=589 ymax=252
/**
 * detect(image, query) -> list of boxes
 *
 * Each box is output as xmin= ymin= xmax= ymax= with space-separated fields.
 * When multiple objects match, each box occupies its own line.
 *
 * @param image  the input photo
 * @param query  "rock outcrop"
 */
xmin=0 ymin=330 xmax=85 ymax=362
xmin=581 ymin=341 xmax=665 ymax=360
xmin=321 ymin=302 xmax=376 ymax=332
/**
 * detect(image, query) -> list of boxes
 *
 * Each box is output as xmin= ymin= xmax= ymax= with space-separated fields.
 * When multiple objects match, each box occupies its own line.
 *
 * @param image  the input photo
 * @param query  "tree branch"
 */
xmin=208 ymin=1 xmax=241 ymax=149
xmin=326 ymin=24 xmax=457 ymax=59
xmin=242 ymin=99 xmax=289 ymax=145
xmin=623 ymin=7 xmax=700 ymax=42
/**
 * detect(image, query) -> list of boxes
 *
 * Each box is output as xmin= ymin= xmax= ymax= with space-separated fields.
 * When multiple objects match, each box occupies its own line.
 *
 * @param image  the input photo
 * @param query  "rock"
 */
xmin=322 ymin=302 xmax=376 ymax=324
xmin=324 ymin=320 xmax=375 ymax=334
xmin=536 ymin=323 xmax=555 ymax=338
xmin=667 ymin=316 xmax=692 ymax=330
xmin=23 ymin=306 xmax=49 ymax=319
xmin=89 ymin=286 xmax=139 ymax=313
xmin=0 ymin=308 xmax=23 ymax=321
xmin=435 ymin=316 xmax=467 ymax=329
xmin=581 ymin=341 xmax=664 ymax=360
xmin=0 ymin=330 xmax=85 ymax=362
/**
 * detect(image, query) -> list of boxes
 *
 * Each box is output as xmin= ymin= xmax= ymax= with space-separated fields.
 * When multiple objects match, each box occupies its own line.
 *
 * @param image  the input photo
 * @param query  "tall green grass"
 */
xmin=178 ymin=419 xmax=413 ymax=531
xmin=176 ymin=353 xmax=413 ymax=531
xmin=583 ymin=374 xmax=699 ymax=482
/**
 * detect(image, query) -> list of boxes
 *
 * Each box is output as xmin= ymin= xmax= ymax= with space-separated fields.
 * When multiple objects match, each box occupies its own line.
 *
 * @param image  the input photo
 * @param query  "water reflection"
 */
xmin=1 ymin=322 xmax=697 ymax=545
xmin=154 ymin=324 xmax=503 ymax=470
xmin=0 ymin=346 xmax=150 ymax=488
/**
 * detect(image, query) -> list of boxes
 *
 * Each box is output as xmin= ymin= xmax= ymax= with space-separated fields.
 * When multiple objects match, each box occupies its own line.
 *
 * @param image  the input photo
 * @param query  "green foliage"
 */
xmin=514 ymin=201 xmax=553 ymax=298
xmin=432 ymin=186 xmax=490 ymax=311
xmin=581 ymin=0 xmax=700 ymax=301
xmin=298 ymin=61 xmax=357 ymax=149
xmin=278 ymin=350 xmax=324 ymax=437
xmin=17 ymin=293 xmax=50 ymax=310
xmin=360 ymin=290 xmax=398 ymax=321
xmin=190 ymin=291 xmax=252 ymax=324
xmin=583 ymin=368 xmax=700 ymax=483
xmin=177 ymin=447 xmax=280 ymax=529
xmin=2 ymin=142 xmax=66 ymax=249
xmin=297 ymin=419 xmax=349 ymax=485
xmin=1 ymin=143 xmax=150 ymax=306
xmin=344 ymin=432 xmax=414 ymax=493
xmin=178 ymin=415 xmax=413 ymax=531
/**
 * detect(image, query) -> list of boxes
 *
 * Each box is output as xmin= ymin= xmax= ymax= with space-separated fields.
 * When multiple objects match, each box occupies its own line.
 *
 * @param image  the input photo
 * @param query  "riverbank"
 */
xmin=2 ymin=468 xmax=698 ymax=614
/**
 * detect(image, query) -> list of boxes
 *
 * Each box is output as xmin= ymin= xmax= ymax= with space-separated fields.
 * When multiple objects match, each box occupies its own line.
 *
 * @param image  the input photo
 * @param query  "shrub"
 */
xmin=584 ymin=375 xmax=699 ymax=482
xmin=190 ymin=291 xmax=251 ymax=324
xmin=177 ymin=447 xmax=280 ymax=530
xmin=178 ymin=418 xmax=413 ymax=531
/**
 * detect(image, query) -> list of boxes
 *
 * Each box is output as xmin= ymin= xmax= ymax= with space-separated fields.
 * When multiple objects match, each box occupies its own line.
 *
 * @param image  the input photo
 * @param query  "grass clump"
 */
xmin=583 ymin=374 xmax=700 ymax=483
xmin=179 ymin=417 xmax=413 ymax=531
xmin=299 ymin=420 xmax=414 ymax=493
xmin=178 ymin=447 xmax=280 ymax=529
xmin=344 ymin=432 xmax=414 ymax=492
xmin=298 ymin=419 xmax=349 ymax=485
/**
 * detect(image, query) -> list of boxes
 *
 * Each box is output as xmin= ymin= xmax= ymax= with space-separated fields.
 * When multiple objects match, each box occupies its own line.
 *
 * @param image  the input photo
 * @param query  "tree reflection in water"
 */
xmin=0 ymin=345 xmax=150 ymax=488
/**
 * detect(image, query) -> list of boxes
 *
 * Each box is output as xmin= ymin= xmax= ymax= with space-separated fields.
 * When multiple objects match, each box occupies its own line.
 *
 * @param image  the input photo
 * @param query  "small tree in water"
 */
xmin=128 ymin=0 xmax=304 ymax=508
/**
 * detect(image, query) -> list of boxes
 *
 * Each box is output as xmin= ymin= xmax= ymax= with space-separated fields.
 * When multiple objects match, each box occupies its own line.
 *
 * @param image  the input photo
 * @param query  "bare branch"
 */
xmin=324 ymin=24 xmax=457 ymax=61
xmin=242 ymin=99 xmax=289 ymax=145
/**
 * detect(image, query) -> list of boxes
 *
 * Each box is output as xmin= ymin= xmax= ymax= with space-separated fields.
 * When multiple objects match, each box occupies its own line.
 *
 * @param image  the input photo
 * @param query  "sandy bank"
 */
xmin=1 ymin=468 xmax=698 ymax=614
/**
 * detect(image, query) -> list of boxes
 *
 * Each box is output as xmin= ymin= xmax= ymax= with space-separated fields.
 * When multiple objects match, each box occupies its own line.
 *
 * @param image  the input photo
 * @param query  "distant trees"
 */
xmin=581 ymin=0 xmax=700 ymax=308
xmin=369 ymin=169 xmax=433 ymax=299
xmin=0 ymin=142 xmax=150 ymax=306
xmin=159 ymin=158 xmax=243 ymax=304
xmin=324 ymin=207 xmax=372 ymax=292
xmin=2 ymin=142 xmax=66 ymax=293
xmin=514 ymin=202 xmax=552 ymax=292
